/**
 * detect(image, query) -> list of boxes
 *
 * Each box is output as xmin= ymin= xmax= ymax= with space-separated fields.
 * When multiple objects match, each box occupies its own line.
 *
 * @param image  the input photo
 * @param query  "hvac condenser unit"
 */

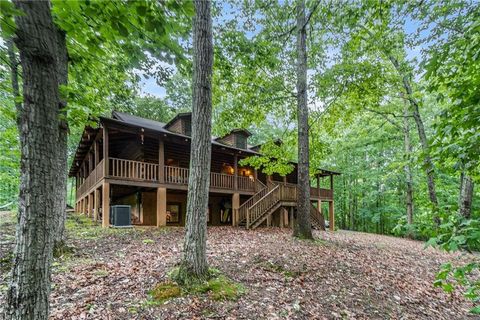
xmin=110 ymin=205 xmax=132 ymax=227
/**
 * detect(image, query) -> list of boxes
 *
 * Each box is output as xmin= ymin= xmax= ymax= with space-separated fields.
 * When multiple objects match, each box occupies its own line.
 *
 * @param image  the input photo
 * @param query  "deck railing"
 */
xmin=237 ymin=176 xmax=255 ymax=191
xmin=76 ymin=158 xmax=333 ymax=200
xmin=110 ymin=158 xmax=159 ymax=181
xmin=76 ymin=159 xmax=104 ymax=199
xmin=164 ymin=165 xmax=189 ymax=184
xmin=211 ymin=172 xmax=235 ymax=189
xmin=310 ymin=187 xmax=333 ymax=199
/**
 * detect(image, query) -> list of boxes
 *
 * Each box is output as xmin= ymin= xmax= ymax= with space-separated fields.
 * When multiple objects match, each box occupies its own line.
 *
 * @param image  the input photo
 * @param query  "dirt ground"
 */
xmin=0 ymin=211 xmax=475 ymax=319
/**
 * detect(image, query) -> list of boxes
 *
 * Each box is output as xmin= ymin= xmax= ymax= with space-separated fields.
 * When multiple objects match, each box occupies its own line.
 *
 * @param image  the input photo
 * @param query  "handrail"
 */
xmin=310 ymin=203 xmax=325 ymax=230
xmin=247 ymin=184 xmax=280 ymax=228
xmin=237 ymin=184 xmax=268 ymax=224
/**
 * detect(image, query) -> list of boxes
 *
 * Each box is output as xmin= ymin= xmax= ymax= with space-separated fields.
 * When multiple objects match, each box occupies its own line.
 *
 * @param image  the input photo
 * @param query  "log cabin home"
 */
xmin=71 ymin=111 xmax=340 ymax=230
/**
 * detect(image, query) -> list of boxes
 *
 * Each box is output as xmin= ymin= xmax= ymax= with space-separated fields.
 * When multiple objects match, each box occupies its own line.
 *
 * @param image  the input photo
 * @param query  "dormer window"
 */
xmin=164 ymin=112 xmax=192 ymax=136
xmin=215 ymin=129 xmax=251 ymax=149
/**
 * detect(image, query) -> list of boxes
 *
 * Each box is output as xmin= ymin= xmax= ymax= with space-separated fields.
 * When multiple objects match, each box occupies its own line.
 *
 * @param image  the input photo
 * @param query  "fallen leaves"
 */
xmin=0 ymin=213 xmax=476 ymax=319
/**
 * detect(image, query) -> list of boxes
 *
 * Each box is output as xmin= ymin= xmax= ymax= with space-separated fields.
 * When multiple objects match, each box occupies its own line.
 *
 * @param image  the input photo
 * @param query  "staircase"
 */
xmin=237 ymin=181 xmax=326 ymax=231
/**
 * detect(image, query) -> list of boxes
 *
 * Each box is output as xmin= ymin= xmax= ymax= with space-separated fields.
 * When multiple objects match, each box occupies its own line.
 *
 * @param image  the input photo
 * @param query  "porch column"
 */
xmin=233 ymin=154 xmax=238 ymax=190
xmin=279 ymin=207 xmax=287 ymax=228
xmin=94 ymin=188 xmax=100 ymax=221
xmin=284 ymin=207 xmax=289 ymax=227
xmin=102 ymin=182 xmax=110 ymax=228
xmin=289 ymin=206 xmax=294 ymax=228
xmin=88 ymin=192 xmax=94 ymax=218
xmin=329 ymin=200 xmax=335 ymax=231
xmin=232 ymin=193 xmax=240 ymax=226
xmin=317 ymin=174 xmax=320 ymax=198
xmin=318 ymin=199 xmax=322 ymax=215
xmin=94 ymin=139 xmax=100 ymax=166
xmin=103 ymin=126 xmax=109 ymax=177
xmin=330 ymin=174 xmax=334 ymax=190
xmin=157 ymin=187 xmax=167 ymax=227
xmin=253 ymin=169 xmax=258 ymax=191
xmin=159 ymin=139 xmax=165 ymax=183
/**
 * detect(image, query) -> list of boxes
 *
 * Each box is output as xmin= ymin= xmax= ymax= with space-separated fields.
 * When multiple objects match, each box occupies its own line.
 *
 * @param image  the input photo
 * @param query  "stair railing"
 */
xmin=237 ymin=185 xmax=268 ymax=225
xmin=309 ymin=203 xmax=326 ymax=230
xmin=247 ymin=184 xmax=280 ymax=229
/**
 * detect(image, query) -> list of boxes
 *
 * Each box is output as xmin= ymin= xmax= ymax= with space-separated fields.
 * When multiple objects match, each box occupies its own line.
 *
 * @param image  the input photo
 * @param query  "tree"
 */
xmin=294 ymin=0 xmax=313 ymax=239
xmin=53 ymin=28 xmax=68 ymax=250
xmin=5 ymin=1 xmax=61 ymax=319
xmin=176 ymin=0 xmax=213 ymax=283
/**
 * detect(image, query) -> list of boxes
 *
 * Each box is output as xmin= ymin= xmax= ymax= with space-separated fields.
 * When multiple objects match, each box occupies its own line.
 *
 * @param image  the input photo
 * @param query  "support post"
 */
xmin=329 ymin=200 xmax=335 ymax=231
xmin=330 ymin=174 xmax=333 ymax=190
xmin=88 ymin=192 xmax=94 ymax=218
xmin=94 ymin=139 xmax=100 ymax=166
xmin=159 ymin=139 xmax=165 ymax=183
xmin=157 ymin=187 xmax=167 ymax=227
xmin=94 ymin=188 xmax=100 ymax=221
xmin=234 ymin=154 xmax=238 ymax=190
xmin=102 ymin=182 xmax=110 ymax=228
xmin=103 ymin=126 xmax=109 ymax=177
xmin=232 ymin=193 xmax=240 ymax=226
xmin=317 ymin=174 xmax=320 ymax=197
xmin=266 ymin=213 xmax=271 ymax=227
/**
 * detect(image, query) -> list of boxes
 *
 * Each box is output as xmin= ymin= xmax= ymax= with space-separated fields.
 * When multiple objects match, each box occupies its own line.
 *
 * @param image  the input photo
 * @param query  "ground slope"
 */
xmin=0 ymin=212 xmax=475 ymax=319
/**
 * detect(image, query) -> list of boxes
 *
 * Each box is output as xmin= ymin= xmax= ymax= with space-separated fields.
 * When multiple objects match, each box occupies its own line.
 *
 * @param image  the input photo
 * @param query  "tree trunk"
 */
xmin=294 ymin=0 xmax=313 ymax=239
xmin=403 ymin=103 xmax=414 ymax=225
xmin=177 ymin=0 xmax=213 ymax=283
xmin=54 ymin=28 xmax=69 ymax=251
xmin=5 ymin=1 xmax=60 ymax=319
xmin=458 ymin=173 xmax=474 ymax=219
xmin=389 ymin=56 xmax=439 ymax=225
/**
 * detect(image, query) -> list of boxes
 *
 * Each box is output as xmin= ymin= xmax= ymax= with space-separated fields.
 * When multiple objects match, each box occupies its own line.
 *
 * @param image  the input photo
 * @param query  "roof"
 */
xmin=69 ymin=111 xmax=341 ymax=177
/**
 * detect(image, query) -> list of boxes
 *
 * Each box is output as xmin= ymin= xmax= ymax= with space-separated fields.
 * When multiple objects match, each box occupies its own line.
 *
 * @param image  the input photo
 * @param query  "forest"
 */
xmin=0 ymin=0 xmax=479 ymax=319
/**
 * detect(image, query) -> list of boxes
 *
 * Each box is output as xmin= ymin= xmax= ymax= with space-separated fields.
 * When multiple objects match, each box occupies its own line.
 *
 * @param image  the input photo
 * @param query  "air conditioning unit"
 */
xmin=110 ymin=205 xmax=132 ymax=227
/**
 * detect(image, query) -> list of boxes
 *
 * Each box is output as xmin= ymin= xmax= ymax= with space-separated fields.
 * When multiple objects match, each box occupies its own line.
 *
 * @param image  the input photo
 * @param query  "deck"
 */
xmin=75 ymin=157 xmax=333 ymax=201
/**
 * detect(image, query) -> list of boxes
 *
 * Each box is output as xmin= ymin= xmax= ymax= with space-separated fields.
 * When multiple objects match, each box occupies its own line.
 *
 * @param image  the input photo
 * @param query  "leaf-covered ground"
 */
xmin=0 ymin=212 xmax=475 ymax=319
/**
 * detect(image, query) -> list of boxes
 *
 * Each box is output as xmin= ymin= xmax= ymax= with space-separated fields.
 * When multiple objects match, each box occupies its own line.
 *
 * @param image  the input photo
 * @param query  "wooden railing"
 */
xmin=310 ymin=203 xmax=325 ymax=230
xmin=164 ymin=165 xmax=189 ymax=184
xmin=237 ymin=184 xmax=269 ymax=224
xmin=247 ymin=184 xmax=280 ymax=229
xmin=310 ymin=187 xmax=333 ymax=199
xmin=278 ymin=182 xmax=297 ymax=201
xmin=110 ymin=158 xmax=159 ymax=181
xmin=76 ymin=159 xmax=104 ymax=199
xmin=255 ymin=179 xmax=266 ymax=192
xmin=237 ymin=176 xmax=255 ymax=191
xmin=211 ymin=172 xmax=235 ymax=189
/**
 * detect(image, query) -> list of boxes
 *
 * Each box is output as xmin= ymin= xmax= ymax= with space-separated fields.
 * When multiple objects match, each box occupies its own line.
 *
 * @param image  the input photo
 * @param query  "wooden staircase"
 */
xmin=237 ymin=181 xmax=326 ymax=230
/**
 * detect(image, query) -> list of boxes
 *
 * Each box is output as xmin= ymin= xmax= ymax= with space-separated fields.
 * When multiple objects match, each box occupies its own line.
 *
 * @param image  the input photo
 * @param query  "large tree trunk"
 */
xmin=403 ymin=103 xmax=414 ymax=225
xmin=294 ymin=0 xmax=313 ymax=239
xmin=389 ymin=55 xmax=440 ymax=225
xmin=177 ymin=0 xmax=213 ymax=282
xmin=5 ymin=1 xmax=60 ymax=319
xmin=53 ymin=29 xmax=69 ymax=251
xmin=458 ymin=173 xmax=474 ymax=219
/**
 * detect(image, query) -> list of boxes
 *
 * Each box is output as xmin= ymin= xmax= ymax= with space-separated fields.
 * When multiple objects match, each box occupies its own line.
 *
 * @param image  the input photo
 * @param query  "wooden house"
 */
xmin=70 ymin=111 xmax=339 ymax=230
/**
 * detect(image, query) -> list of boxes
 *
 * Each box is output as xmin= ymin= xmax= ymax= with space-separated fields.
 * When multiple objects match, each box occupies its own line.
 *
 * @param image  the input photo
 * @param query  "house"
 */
xmin=70 ymin=111 xmax=339 ymax=230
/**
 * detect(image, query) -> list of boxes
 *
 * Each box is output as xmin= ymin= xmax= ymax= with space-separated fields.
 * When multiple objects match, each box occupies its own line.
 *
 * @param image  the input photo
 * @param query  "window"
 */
xmin=183 ymin=118 xmax=192 ymax=136
xmin=235 ymin=134 xmax=247 ymax=149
